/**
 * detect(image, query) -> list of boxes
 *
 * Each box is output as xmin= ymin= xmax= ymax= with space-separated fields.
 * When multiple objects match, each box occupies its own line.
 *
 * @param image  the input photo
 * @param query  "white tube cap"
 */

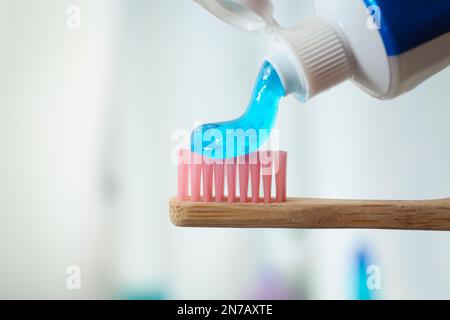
xmin=268 ymin=17 xmax=353 ymax=101
xmin=193 ymin=0 xmax=280 ymax=32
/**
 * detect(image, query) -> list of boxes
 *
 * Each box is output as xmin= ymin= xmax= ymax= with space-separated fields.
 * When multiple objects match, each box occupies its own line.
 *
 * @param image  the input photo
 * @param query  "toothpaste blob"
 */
xmin=191 ymin=61 xmax=286 ymax=159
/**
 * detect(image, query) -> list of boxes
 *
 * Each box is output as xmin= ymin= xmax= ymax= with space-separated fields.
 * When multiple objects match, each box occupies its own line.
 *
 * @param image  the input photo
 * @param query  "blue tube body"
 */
xmin=363 ymin=0 xmax=450 ymax=56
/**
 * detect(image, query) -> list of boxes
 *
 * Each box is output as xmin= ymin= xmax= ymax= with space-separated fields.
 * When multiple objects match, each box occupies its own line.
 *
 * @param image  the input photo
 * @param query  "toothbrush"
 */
xmin=170 ymin=149 xmax=450 ymax=231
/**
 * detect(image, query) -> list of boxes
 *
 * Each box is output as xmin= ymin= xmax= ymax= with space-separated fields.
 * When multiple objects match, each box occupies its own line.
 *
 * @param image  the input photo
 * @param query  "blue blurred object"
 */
xmin=121 ymin=288 xmax=168 ymax=301
xmin=355 ymin=248 xmax=373 ymax=300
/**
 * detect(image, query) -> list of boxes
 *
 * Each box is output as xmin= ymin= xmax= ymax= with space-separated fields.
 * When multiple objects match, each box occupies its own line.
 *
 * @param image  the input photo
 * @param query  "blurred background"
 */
xmin=0 ymin=0 xmax=450 ymax=299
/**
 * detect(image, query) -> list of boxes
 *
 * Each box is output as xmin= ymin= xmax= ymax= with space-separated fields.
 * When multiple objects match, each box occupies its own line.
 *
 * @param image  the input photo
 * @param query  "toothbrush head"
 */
xmin=177 ymin=149 xmax=287 ymax=204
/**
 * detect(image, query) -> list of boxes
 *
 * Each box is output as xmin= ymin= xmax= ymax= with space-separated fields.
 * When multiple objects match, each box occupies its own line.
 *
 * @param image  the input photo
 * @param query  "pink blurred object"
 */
xmin=177 ymin=149 xmax=287 ymax=203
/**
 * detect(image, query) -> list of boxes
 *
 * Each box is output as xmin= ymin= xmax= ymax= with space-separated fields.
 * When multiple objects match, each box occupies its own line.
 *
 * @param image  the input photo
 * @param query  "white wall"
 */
xmin=0 ymin=0 xmax=123 ymax=299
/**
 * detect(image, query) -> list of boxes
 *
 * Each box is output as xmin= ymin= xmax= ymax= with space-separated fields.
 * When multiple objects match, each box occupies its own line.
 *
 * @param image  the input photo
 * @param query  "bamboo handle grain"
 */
xmin=169 ymin=197 xmax=450 ymax=231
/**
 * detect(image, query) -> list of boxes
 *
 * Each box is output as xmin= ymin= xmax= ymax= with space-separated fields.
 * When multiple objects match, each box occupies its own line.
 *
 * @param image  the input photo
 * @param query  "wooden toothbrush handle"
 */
xmin=169 ymin=197 xmax=450 ymax=231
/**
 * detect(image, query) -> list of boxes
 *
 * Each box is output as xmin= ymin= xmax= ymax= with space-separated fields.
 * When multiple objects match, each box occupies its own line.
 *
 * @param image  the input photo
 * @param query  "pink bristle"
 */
xmin=177 ymin=149 xmax=190 ymax=200
xmin=238 ymin=155 xmax=249 ymax=203
xmin=190 ymin=152 xmax=203 ymax=202
xmin=275 ymin=151 xmax=287 ymax=202
xmin=214 ymin=159 xmax=225 ymax=202
xmin=178 ymin=149 xmax=285 ymax=204
xmin=281 ymin=151 xmax=287 ymax=201
xmin=227 ymin=158 xmax=237 ymax=203
xmin=274 ymin=153 xmax=282 ymax=202
xmin=202 ymin=156 xmax=214 ymax=202
xmin=260 ymin=151 xmax=273 ymax=203
xmin=250 ymin=152 xmax=261 ymax=203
